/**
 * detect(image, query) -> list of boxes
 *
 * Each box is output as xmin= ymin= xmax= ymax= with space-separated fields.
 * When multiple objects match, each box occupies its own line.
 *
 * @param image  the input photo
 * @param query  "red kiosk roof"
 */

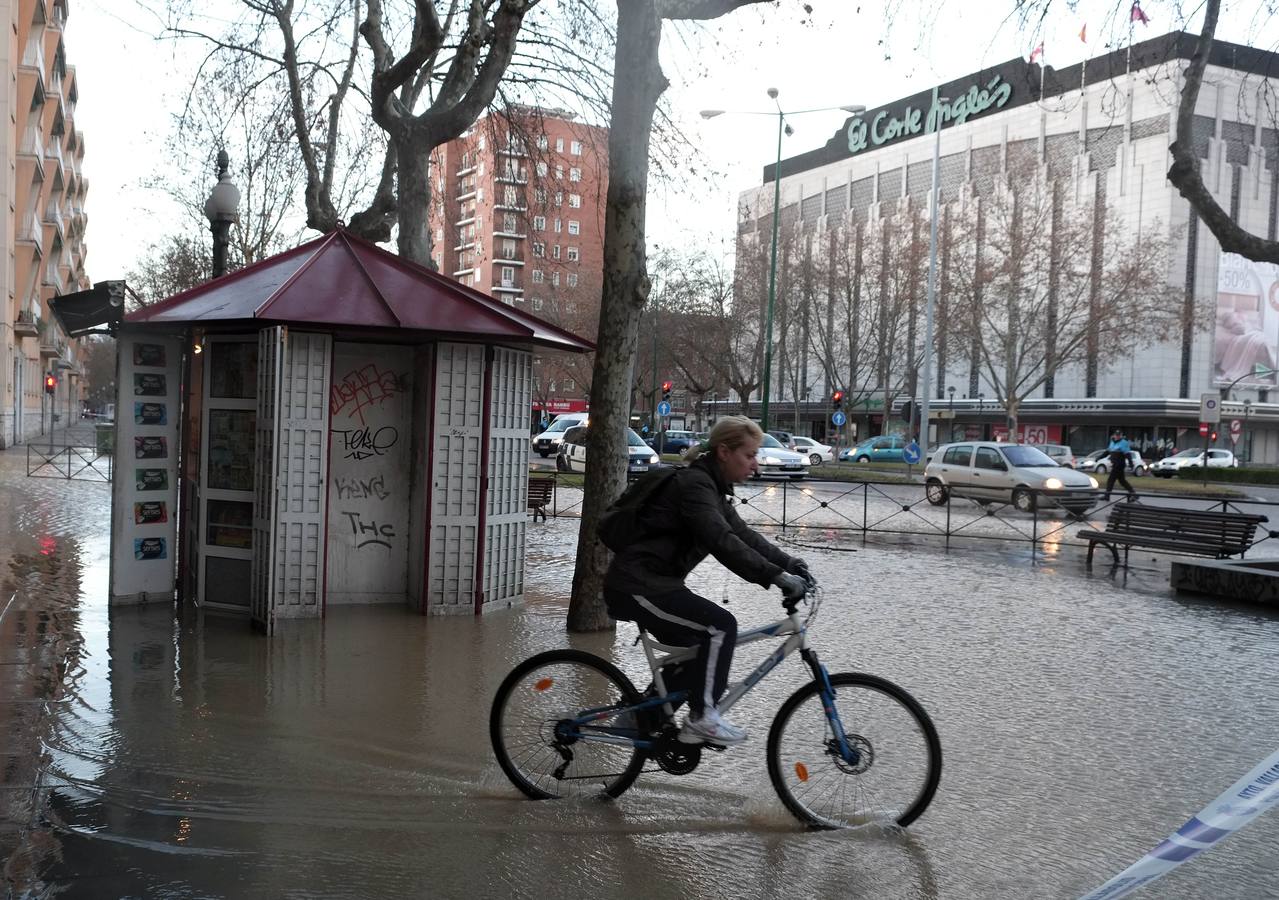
xmin=126 ymin=229 xmax=594 ymax=352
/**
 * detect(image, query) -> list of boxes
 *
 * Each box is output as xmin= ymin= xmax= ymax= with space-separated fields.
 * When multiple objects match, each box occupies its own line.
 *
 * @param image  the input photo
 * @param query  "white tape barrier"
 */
xmin=1080 ymin=747 xmax=1279 ymax=899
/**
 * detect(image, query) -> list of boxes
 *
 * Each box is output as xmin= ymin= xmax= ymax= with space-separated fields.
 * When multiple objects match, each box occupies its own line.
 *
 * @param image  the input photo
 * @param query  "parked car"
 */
xmin=754 ymin=433 xmax=808 ymax=480
xmin=1033 ymin=444 xmax=1076 ymax=468
xmin=655 ymin=430 xmax=700 ymax=455
xmin=924 ymin=441 xmax=1099 ymax=515
xmin=1079 ymin=448 xmax=1147 ymax=476
xmin=556 ymin=424 xmax=660 ymax=476
xmin=790 ymin=436 xmax=835 ymax=466
xmin=840 ymin=435 xmax=906 ymax=463
xmin=767 ymin=430 xmax=795 ymax=448
xmin=1150 ymin=448 xmax=1238 ymax=477
xmin=532 ymin=412 xmax=590 ymax=457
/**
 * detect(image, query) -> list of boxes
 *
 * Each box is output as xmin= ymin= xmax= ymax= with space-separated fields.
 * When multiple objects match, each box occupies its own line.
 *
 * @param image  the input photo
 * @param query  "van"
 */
xmin=532 ymin=412 xmax=589 ymax=457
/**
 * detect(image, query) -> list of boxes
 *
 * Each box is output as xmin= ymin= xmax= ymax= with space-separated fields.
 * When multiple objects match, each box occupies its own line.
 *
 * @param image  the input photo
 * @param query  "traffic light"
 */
xmin=1209 ymin=430 xmax=1218 ymax=443
xmin=831 ymin=390 xmax=844 ymax=410
xmin=900 ymin=399 xmax=915 ymax=427
xmin=661 ymin=380 xmax=673 ymax=402
xmin=43 ymin=373 xmax=56 ymax=395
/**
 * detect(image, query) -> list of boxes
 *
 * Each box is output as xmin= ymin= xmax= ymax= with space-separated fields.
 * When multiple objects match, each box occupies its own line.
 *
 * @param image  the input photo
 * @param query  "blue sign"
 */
xmin=831 ymin=411 xmax=847 ymax=427
xmin=903 ymin=441 xmax=922 ymax=464
xmin=657 ymin=401 xmax=671 ymax=417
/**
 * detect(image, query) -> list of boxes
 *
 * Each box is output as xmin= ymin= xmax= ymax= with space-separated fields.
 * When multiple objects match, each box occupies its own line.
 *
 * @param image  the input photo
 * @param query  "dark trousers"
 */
xmin=1105 ymin=466 xmax=1134 ymax=499
xmin=604 ymin=586 xmax=737 ymax=717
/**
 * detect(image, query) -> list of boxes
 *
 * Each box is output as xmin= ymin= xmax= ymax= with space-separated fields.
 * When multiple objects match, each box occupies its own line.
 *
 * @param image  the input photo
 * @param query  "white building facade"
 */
xmin=735 ymin=32 xmax=1279 ymax=461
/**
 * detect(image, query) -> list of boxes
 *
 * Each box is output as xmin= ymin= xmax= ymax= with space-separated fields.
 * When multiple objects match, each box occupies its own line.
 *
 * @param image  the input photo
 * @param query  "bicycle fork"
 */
xmin=801 ymin=648 xmax=857 ymax=765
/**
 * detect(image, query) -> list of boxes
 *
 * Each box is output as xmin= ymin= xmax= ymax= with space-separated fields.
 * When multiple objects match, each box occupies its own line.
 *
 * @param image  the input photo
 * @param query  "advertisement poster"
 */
xmin=133 ymin=343 xmax=167 ymax=367
xmin=134 ymin=402 xmax=167 ymax=425
xmin=1214 ymin=252 xmax=1279 ymax=387
xmin=135 ymin=468 xmax=169 ymax=491
xmin=134 ymin=436 xmax=167 ymax=459
xmin=134 ymin=502 xmax=169 ymax=525
xmin=133 ymin=538 xmax=167 ymax=561
xmin=134 ymin=373 xmax=167 ymax=396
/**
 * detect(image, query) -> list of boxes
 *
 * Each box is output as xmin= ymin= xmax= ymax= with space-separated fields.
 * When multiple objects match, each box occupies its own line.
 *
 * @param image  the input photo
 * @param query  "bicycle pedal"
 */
xmin=705 ymin=742 xmax=727 ymax=752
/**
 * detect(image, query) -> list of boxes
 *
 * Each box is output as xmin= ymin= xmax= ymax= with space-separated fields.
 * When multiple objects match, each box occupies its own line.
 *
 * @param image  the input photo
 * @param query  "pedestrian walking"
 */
xmin=1103 ymin=429 xmax=1136 ymax=501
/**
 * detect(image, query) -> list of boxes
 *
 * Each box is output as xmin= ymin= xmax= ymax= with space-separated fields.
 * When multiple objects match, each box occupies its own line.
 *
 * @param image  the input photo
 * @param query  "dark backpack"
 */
xmin=597 ymin=467 xmax=679 ymax=551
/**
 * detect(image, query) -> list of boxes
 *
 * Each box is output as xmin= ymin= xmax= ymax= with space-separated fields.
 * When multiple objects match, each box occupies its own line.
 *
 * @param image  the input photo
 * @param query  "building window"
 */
xmin=554 ymin=191 xmax=563 ymax=206
xmin=568 ymin=220 xmax=580 ymax=236
xmin=532 ymin=269 xmax=544 ymax=284
xmin=533 ymin=215 xmax=546 ymax=231
xmin=503 ymin=213 xmax=516 ymax=232
xmin=535 ymin=188 xmax=547 ymax=204
xmin=553 ymin=245 xmax=561 ymax=260
xmin=501 ymin=266 xmax=515 ymax=286
xmin=503 ymin=186 xmax=517 ymax=206
xmin=569 ymin=167 xmax=581 ymax=182
xmin=477 ymin=188 xmax=484 ymax=202
xmin=554 ymin=218 xmax=562 ymax=233
xmin=502 ymin=239 xmax=516 ymax=258
xmin=532 ymin=242 xmax=545 ymax=257
xmin=553 ymin=272 xmax=560 ymax=286
xmin=536 ymin=161 xmax=548 ymax=177
xmin=568 ymin=193 xmax=581 ymax=208
xmin=566 ymin=247 xmax=579 ymax=262
xmin=567 ymin=273 xmax=578 ymax=287
xmin=478 ymin=135 xmax=486 ymax=150
xmin=570 ymin=140 xmax=582 ymax=156
xmin=532 ymin=297 xmax=543 ymax=311
xmin=555 ymin=138 xmax=564 ymax=152
xmin=555 ymin=164 xmax=563 ymax=180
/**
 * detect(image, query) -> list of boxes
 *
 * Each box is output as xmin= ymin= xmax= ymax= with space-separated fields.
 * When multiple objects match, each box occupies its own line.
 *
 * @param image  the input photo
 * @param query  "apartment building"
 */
xmin=428 ymin=107 xmax=607 ymax=422
xmin=1 ymin=0 xmax=90 ymax=447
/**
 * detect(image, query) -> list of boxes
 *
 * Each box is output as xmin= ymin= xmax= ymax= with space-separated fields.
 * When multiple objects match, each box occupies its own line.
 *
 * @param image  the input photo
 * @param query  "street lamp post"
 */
xmin=701 ymin=94 xmax=864 ymax=432
xmin=203 ymin=149 xmax=240 ymax=278
xmin=977 ymin=392 xmax=985 ymax=440
xmin=1243 ymin=398 xmax=1252 ymax=464
xmin=918 ymin=99 xmax=947 ymax=455
xmin=947 ymin=385 xmax=955 ymax=442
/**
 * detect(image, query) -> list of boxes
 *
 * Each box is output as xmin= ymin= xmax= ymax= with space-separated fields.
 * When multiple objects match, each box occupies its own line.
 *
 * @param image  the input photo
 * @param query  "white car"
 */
xmin=1079 ymin=449 xmax=1147 ymax=476
xmin=557 ymin=424 xmax=659 ymax=476
xmin=532 ymin=412 xmax=589 ymax=457
xmin=753 ymin=433 xmax=808 ymax=480
xmin=1150 ymin=448 xmax=1238 ymax=477
xmin=924 ymin=441 xmax=1099 ymax=515
xmin=790 ymin=436 xmax=834 ymax=466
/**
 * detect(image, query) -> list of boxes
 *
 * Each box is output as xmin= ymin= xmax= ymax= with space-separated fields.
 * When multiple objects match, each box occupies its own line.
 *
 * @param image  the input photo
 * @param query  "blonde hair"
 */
xmin=683 ymin=415 xmax=763 ymax=463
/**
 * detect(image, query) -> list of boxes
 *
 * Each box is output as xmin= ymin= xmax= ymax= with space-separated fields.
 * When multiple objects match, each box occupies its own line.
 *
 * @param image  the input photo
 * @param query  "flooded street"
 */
xmin=4 ymin=452 xmax=1279 ymax=898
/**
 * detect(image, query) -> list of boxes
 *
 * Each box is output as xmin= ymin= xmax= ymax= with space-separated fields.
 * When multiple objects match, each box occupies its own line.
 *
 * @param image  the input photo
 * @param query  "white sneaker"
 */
xmin=678 ymin=707 xmax=747 ymax=745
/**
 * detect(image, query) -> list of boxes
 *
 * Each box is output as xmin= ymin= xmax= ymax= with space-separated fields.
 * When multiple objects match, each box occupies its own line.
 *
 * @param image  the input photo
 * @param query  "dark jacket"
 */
xmin=603 ymin=454 xmax=796 ymax=596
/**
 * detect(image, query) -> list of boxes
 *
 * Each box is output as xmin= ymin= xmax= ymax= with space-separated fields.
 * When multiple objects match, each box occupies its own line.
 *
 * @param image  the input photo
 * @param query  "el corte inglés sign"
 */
xmin=846 ymin=79 xmax=1014 ymax=156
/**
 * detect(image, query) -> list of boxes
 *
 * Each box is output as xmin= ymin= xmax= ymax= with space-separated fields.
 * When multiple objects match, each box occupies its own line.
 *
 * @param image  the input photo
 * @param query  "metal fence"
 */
xmin=26 ymin=443 xmax=113 ymax=482
xmin=529 ymin=472 xmax=1279 ymax=559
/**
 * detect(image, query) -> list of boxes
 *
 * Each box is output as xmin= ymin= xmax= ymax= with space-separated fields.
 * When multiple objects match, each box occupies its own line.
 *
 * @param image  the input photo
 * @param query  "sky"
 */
xmin=63 ymin=0 xmax=1272 ymax=282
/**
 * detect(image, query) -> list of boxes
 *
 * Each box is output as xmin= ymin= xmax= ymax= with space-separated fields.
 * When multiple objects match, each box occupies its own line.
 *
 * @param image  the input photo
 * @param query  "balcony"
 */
xmin=496 ymin=172 xmax=528 ymax=185
xmin=20 ymin=36 xmax=46 ymax=79
xmin=453 ymin=267 xmax=475 ymax=278
xmin=14 ymin=310 xmax=39 ymax=338
xmin=492 ymin=230 xmax=526 ymax=240
xmin=492 ymin=284 xmax=524 ymax=295
xmin=455 ymin=164 xmax=476 ymax=177
xmin=455 ymin=188 xmax=477 ymax=202
xmin=492 ymin=254 xmax=526 ymax=266
xmin=493 ymin=203 xmax=528 ymax=213
xmin=453 ymin=241 xmax=475 ymax=252
xmin=18 ymin=209 xmax=41 ymax=244
xmin=497 ymin=145 xmax=529 ymax=158
xmin=44 ymin=202 xmax=64 ymax=238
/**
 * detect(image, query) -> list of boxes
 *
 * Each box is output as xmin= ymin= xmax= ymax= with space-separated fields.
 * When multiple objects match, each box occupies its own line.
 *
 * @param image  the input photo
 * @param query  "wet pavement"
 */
xmin=3 ymin=449 xmax=1279 ymax=898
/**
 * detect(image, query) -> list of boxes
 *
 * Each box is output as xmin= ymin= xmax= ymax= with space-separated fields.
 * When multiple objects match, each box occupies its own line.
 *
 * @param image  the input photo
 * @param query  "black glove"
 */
xmin=787 ymin=558 xmax=816 ymax=588
xmin=773 ymin=571 xmax=808 ymax=603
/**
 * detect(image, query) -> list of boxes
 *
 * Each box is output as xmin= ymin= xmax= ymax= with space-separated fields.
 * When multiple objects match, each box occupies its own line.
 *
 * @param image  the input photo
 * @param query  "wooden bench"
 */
xmin=1078 ymin=501 xmax=1268 ymax=567
xmin=528 ymin=476 xmax=555 ymax=522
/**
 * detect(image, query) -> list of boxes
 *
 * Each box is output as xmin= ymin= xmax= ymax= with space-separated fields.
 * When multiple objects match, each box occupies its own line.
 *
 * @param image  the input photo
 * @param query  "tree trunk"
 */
xmin=395 ymin=133 xmax=432 ymax=266
xmin=566 ymin=1 xmax=667 ymax=633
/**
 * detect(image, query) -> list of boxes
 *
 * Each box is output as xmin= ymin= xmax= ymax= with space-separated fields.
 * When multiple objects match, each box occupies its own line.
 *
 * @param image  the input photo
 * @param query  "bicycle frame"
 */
xmin=569 ymin=593 xmax=856 ymax=763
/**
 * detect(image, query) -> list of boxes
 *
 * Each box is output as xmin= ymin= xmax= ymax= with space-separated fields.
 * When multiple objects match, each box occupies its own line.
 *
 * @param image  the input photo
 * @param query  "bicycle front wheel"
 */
xmin=490 ymin=649 xmax=647 ymax=801
xmin=767 ymin=672 xmax=941 ymax=829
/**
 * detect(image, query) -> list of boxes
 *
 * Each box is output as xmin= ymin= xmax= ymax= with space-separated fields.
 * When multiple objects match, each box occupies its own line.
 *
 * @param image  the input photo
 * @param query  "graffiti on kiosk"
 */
xmin=334 ymin=426 xmax=399 ymax=461
xmin=330 ymin=365 xmax=406 ymax=426
xmin=334 ymin=473 xmax=391 ymax=501
xmin=340 ymin=510 xmax=395 ymax=550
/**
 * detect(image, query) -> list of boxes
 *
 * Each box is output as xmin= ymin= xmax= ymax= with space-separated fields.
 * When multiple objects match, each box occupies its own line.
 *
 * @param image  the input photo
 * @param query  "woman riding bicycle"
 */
xmin=603 ymin=415 xmax=812 ymax=745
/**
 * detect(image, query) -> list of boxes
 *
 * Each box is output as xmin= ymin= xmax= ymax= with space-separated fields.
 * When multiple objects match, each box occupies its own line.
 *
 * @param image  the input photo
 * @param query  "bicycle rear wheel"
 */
xmin=767 ymin=672 xmax=941 ymax=829
xmin=490 ymin=649 xmax=647 ymax=801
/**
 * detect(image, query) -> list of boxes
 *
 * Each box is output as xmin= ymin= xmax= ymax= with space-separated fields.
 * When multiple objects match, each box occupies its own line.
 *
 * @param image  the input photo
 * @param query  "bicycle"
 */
xmin=489 ymin=588 xmax=942 ymax=829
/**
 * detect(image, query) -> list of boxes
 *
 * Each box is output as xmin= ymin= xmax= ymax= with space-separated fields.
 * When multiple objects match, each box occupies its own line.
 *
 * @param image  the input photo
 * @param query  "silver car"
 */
xmin=924 ymin=441 xmax=1099 ymax=515
xmin=753 ymin=433 xmax=809 ymax=480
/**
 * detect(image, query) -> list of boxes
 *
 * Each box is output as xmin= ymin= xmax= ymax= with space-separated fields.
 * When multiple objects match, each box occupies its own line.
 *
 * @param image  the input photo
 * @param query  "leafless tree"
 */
xmin=946 ymin=164 xmax=1189 ymax=435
